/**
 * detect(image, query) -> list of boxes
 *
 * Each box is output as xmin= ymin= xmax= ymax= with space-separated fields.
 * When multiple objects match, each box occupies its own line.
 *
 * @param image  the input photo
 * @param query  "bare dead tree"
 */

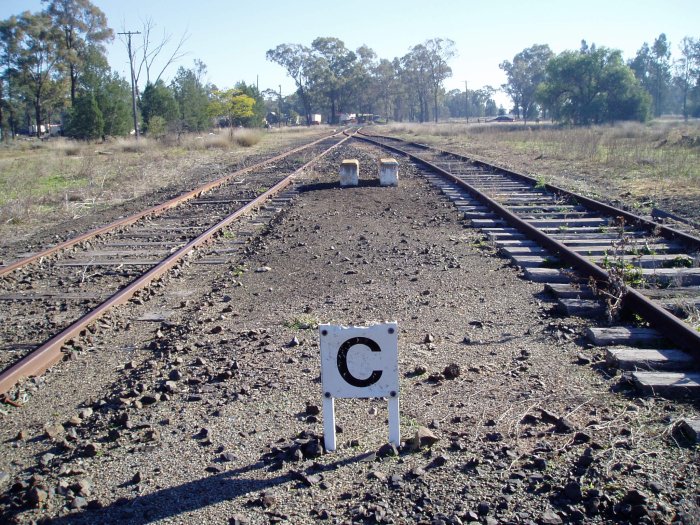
xmin=127 ymin=18 xmax=189 ymax=90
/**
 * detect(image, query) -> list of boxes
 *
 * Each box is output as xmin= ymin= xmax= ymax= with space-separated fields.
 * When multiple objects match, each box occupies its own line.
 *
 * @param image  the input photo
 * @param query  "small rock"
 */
xmin=44 ymin=423 xmax=65 ymax=439
xmin=28 ymin=487 xmax=48 ymax=507
xmin=378 ymin=443 xmax=399 ymax=457
xmin=288 ymin=336 xmax=300 ymax=347
xmin=540 ymin=509 xmax=563 ymax=524
xmin=79 ymin=408 xmax=93 ymax=419
xmin=564 ymin=481 xmax=582 ymax=502
xmin=255 ymin=266 xmax=272 ymax=273
xmin=413 ymin=365 xmax=428 ymax=375
xmin=429 ymin=454 xmax=448 ymax=468
xmin=71 ymin=496 xmax=88 ymax=510
xmin=40 ymin=453 xmax=56 ymax=467
xmin=576 ymin=353 xmax=591 ymax=365
xmin=260 ymin=491 xmax=276 ymax=508
xmin=84 ymin=442 xmax=100 ymax=457
xmin=76 ymin=478 xmax=93 ymax=497
xmin=305 ymin=404 xmax=320 ymax=416
xmin=477 ymin=501 xmax=490 ymax=515
xmin=229 ymin=514 xmax=250 ymax=525
xmin=443 ymin=363 xmax=461 ymax=380
xmin=221 ymin=452 xmax=236 ymax=462
xmin=622 ymin=489 xmax=648 ymax=505
xmin=411 ymin=426 xmax=439 ymax=449
xmin=423 ymin=333 xmax=435 ymax=344
xmin=16 ymin=429 xmax=28 ymax=441
xmin=169 ymin=369 xmax=183 ymax=381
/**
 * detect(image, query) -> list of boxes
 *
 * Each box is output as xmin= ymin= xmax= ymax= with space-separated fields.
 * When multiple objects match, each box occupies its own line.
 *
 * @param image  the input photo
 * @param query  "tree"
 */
xmin=630 ymin=34 xmax=672 ymax=117
xmin=140 ymin=80 xmax=178 ymax=133
xmin=234 ymin=81 xmax=265 ymax=127
xmin=538 ymin=43 xmax=649 ymax=124
xmin=42 ymin=0 xmax=112 ymax=105
xmin=423 ymin=38 xmax=455 ymax=123
xmin=171 ymin=62 xmax=210 ymax=132
xmin=132 ymin=17 xmax=189 ymax=89
xmin=308 ymin=37 xmax=357 ymax=124
xmin=401 ymin=45 xmax=431 ymax=122
xmin=0 ymin=15 xmax=22 ymax=139
xmin=64 ymin=90 xmax=102 ymax=139
xmin=500 ymin=44 xmax=553 ymax=122
xmin=675 ymin=37 xmax=700 ymax=120
xmin=16 ymin=11 xmax=63 ymax=137
xmin=207 ymin=88 xmax=255 ymax=129
xmin=79 ymin=46 xmax=131 ymax=136
xmin=266 ymin=43 xmax=314 ymax=125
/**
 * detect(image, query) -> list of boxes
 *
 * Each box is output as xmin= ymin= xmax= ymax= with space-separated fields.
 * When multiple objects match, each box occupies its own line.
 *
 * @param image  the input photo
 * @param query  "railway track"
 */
xmin=0 ymin=131 xmax=350 ymax=395
xmin=356 ymin=130 xmax=700 ymax=398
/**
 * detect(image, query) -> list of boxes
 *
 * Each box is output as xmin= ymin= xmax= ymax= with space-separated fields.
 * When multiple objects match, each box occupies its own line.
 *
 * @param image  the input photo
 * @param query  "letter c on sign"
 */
xmin=337 ymin=337 xmax=383 ymax=387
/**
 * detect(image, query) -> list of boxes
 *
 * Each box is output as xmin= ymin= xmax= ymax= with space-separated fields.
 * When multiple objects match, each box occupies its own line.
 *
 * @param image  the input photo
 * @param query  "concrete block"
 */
xmin=379 ymin=158 xmax=399 ymax=186
xmin=340 ymin=159 xmax=359 ymax=187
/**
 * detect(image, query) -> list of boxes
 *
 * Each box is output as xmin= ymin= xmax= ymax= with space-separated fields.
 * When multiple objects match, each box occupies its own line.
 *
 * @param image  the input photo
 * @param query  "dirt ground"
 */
xmin=0 ymin=141 xmax=698 ymax=524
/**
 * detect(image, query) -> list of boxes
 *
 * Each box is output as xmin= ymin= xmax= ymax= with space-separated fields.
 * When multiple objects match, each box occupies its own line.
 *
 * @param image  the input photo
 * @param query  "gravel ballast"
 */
xmin=0 ymin=142 xmax=698 ymax=524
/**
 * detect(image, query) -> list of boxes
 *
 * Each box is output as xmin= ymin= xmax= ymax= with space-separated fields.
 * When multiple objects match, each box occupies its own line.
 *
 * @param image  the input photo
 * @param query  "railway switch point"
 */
xmin=379 ymin=158 xmax=399 ymax=186
xmin=340 ymin=159 xmax=359 ymax=187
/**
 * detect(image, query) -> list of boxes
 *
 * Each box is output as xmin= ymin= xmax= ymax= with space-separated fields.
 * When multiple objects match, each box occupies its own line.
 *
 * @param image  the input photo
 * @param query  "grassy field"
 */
xmin=0 ymin=127 xmax=329 ymax=243
xmin=380 ymin=119 xmax=700 ymax=223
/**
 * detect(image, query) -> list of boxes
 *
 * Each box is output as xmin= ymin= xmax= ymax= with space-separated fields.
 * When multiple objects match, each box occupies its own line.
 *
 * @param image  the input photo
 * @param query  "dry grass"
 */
xmin=0 ymin=127 xmax=329 ymax=244
xmin=380 ymin=119 xmax=700 ymax=221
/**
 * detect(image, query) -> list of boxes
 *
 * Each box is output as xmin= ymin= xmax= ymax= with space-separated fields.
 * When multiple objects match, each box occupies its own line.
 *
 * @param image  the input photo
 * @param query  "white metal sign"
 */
xmin=319 ymin=322 xmax=400 ymax=451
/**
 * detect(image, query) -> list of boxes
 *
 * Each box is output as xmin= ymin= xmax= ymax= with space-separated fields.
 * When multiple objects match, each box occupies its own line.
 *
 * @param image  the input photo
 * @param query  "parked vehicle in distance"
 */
xmin=492 ymin=115 xmax=515 ymax=122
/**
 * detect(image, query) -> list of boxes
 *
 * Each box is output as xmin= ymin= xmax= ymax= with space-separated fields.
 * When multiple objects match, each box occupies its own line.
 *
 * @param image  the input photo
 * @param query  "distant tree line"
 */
xmin=500 ymin=35 xmax=700 ymax=124
xmin=0 ymin=0 xmax=264 ymax=140
xmin=2 ymin=1 xmax=699 ymax=141
xmin=265 ymin=37 xmax=501 ymax=125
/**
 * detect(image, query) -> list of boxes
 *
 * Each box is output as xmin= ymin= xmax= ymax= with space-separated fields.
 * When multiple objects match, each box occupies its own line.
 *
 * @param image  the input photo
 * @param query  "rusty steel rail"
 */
xmin=360 ymin=131 xmax=700 ymax=251
xmin=0 ymin=131 xmax=342 ymax=278
xmin=0 ymin=133 xmax=351 ymax=396
xmin=354 ymin=132 xmax=700 ymax=357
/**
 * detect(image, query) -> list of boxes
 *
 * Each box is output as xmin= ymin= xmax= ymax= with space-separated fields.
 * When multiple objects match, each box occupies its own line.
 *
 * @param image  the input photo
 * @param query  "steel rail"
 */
xmin=0 ymin=133 xmax=351 ymax=395
xmin=354 ymin=132 xmax=700 ymax=357
xmin=0 ymin=131 xmax=342 ymax=278
xmin=360 ymin=131 xmax=700 ymax=250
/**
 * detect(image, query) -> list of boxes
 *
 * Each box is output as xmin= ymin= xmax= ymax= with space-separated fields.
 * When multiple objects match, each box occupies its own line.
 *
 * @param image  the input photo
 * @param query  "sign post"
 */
xmin=319 ymin=322 xmax=400 ymax=452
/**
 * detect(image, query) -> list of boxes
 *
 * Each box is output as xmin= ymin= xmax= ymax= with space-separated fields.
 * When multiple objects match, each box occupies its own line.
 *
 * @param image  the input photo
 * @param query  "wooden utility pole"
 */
xmin=464 ymin=80 xmax=469 ymax=124
xmin=278 ymin=85 xmax=282 ymax=128
xmin=119 ymin=30 xmax=141 ymax=139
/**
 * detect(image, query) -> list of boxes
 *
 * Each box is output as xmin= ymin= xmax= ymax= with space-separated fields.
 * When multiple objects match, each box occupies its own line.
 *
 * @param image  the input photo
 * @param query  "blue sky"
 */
xmin=3 ymin=0 xmax=699 ymax=107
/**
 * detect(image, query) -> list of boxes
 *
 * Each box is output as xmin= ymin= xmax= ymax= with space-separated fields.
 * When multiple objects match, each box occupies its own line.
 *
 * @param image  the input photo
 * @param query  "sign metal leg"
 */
xmin=323 ymin=396 xmax=336 ymax=452
xmin=388 ymin=396 xmax=400 ymax=446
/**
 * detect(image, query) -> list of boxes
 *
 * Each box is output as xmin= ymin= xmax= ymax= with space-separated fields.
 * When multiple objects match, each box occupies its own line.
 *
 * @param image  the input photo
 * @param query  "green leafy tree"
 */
xmin=630 ymin=34 xmax=672 ymax=117
xmin=538 ymin=42 xmax=649 ymax=124
xmin=423 ymin=38 xmax=455 ymax=123
xmin=675 ymin=37 xmax=700 ymax=120
xmin=171 ymin=62 xmax=210 ymax=132
xmin=42 ymin=0 xmax=113 ymax=105
xmin=140 ymin=80 xmax=178 ymax=133
xmin=0 ymin=15 xmax=22 ymax=139
xmin=207 ymin=88 xmax=255 ymax=129
xmin=65 ymin=90 xmax=102 ymax=139
xmin=234 ymin=81 xmax=265 ymax=127
xmin=309 ymin=37 xmax=357 ymax=124
xmin=78 ymin=45 xmax=131 ymax=136
xmin=500 ymin=44 xmax=553 ymax=122
xmin=17 ymin=11 xmax=63 ymax=137
xmin=266 ymin=43 xmax=314 ymax=125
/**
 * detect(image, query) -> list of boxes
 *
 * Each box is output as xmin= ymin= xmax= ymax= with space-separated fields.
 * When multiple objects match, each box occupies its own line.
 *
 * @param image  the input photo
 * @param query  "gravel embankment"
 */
xmin=1 ymin=142 xmax=698 ymax=525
